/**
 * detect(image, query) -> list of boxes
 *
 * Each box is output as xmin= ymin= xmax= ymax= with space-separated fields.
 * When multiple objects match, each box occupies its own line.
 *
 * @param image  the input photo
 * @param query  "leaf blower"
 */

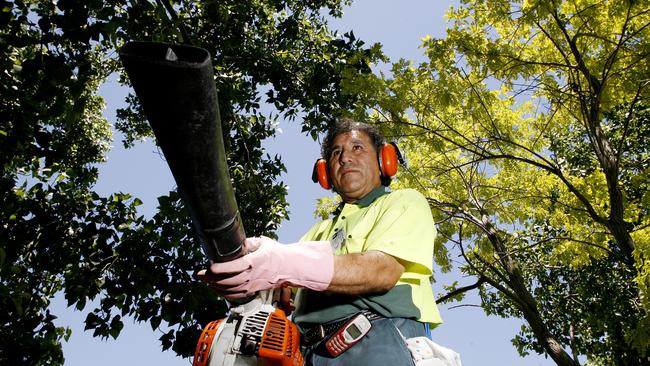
xmin=119 ymin=41 xmax=303 ymax=366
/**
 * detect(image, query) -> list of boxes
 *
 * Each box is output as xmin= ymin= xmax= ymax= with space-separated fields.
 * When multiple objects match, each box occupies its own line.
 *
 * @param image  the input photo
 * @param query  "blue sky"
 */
xmin=52 ymin=1 xmax=552 ymax=365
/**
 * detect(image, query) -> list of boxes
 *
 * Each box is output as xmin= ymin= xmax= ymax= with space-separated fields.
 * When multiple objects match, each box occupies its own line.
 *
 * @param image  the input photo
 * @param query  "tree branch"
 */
xmin=436 ymin=276 xmax=487 ymax=303
xmin=156 ymin=0 xmax=192 ymax=44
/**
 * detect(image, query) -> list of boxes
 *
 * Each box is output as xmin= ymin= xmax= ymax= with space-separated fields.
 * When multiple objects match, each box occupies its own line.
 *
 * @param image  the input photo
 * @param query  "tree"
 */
xmin=0 ymin=0 xmax=380 ymax=363
xmin=340 ymin=0 xmax=649 ymax=364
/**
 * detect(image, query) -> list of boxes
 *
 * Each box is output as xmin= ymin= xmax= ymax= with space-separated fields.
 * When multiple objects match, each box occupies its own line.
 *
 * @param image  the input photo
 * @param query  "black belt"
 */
xmin=301 ymin=310 xmax=383 ymax=347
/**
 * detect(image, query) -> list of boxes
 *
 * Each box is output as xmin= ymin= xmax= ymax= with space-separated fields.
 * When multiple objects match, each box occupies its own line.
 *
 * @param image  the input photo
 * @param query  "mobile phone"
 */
xmin=325 ymin=313 xmax=372 ymax=357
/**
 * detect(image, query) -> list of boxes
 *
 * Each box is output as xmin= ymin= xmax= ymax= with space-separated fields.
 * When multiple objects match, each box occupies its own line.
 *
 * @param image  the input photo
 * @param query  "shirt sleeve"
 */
xmin=363 ymin=189 xmax=436 ymax=278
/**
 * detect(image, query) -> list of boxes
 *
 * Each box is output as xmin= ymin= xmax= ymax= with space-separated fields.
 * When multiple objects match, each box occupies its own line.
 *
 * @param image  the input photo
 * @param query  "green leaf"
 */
xmin=150 ymin=316 xmax=162 ymax=331
xmin=109 ymin=316 xmax=123 ymax=339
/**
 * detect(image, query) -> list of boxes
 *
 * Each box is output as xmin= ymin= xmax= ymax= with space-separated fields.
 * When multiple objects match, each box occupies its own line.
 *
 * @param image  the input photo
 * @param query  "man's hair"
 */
xmin=321 ymin=118 xmax=392 ymax=186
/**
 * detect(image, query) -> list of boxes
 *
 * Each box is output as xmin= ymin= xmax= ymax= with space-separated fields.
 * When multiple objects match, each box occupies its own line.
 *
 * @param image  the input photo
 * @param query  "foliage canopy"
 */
xmin=341 ymin=0 xmax=649 ymax=364
xmin=0 ymin=0 xmax=380 ymax=363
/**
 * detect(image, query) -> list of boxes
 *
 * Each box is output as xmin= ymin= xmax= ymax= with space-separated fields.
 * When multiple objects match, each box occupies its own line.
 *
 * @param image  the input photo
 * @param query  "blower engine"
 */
xmin=119 ymin=41 xmax=303 ymax=366
xmin=193 ymin=291 xmax=303 ymax=366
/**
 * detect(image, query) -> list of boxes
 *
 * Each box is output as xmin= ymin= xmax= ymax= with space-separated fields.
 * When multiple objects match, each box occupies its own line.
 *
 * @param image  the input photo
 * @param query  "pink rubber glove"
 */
xmin=198 ymin=236 xmax=334 ymax=299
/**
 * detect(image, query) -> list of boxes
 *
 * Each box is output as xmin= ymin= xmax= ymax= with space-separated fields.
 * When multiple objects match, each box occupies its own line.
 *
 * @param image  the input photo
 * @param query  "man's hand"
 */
xmin=197 ymin=237 xmax=334 ymax=299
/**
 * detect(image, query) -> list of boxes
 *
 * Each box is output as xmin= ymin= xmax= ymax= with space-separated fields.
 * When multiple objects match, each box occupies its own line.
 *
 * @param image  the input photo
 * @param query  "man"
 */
xmin=201 ymin=119 xmax=442 ymax=365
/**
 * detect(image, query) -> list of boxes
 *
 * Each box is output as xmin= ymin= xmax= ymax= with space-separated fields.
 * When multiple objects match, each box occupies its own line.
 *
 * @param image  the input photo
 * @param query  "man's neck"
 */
xmin=342 ymin=186 xmax=388 ymax=206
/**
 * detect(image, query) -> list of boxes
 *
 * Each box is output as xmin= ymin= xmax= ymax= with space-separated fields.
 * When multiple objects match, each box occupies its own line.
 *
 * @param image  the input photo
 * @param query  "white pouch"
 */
xmin=403 ymin=336 xmax=462 ymax=366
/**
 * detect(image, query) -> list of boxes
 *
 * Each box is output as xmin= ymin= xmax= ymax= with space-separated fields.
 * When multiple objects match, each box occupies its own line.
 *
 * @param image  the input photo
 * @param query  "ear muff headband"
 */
xmin=312 ymin=143 xmax=403 ymax=190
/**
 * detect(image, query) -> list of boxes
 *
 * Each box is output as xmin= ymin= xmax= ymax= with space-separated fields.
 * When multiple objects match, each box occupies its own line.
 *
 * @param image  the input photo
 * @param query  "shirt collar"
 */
xmin=334 ymin=186 xmax=390 ymax=215
xmin=356 ymin=185 xmax=390 ymax=207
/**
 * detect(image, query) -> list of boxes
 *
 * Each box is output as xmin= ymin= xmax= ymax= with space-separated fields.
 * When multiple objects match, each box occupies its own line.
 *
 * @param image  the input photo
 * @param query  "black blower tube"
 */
xmin=119 ymin=41 xmax=245 ymax=263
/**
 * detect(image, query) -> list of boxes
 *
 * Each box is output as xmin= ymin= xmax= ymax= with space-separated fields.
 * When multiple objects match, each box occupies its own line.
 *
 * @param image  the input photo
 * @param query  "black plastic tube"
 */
xmin=119 ymin=41 xmax=245 ymax=263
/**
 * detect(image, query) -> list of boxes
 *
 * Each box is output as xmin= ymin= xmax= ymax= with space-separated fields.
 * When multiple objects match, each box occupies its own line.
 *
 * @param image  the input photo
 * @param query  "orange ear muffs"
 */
xmin=379 ymin=142 xmax=404 ymax=177
xmin=311 ymin=142 xmax=404 ymax=190
xmin=311 ymin=159 xmax=331 ymax=190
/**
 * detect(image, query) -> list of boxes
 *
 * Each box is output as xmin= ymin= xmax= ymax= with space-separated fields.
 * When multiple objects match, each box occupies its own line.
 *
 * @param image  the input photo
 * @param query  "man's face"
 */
xmin=328 ymin=130 xmax=382 ymax=203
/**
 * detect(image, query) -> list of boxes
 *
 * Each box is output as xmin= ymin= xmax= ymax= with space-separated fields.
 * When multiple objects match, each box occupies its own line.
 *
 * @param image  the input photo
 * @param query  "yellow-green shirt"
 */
xmin=293 ymin=187 xmax=443 ymax=329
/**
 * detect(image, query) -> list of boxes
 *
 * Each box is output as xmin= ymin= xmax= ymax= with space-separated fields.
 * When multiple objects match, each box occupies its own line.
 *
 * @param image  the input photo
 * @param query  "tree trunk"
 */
xmin=482 ymin=216 xmax=581 ymax=366
xmin=589 ymin=109 xmax=636 ymax=261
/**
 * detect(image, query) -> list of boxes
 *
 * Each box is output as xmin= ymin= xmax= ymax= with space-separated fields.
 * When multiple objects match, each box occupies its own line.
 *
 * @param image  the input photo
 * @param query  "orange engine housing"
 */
xmin=193 ymin=319 xmax=224 ymax=366
xmin=258 ymin=309 xmax=304 ymax=366
xmin=193 ymin=308 xmax=303 ymax=366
